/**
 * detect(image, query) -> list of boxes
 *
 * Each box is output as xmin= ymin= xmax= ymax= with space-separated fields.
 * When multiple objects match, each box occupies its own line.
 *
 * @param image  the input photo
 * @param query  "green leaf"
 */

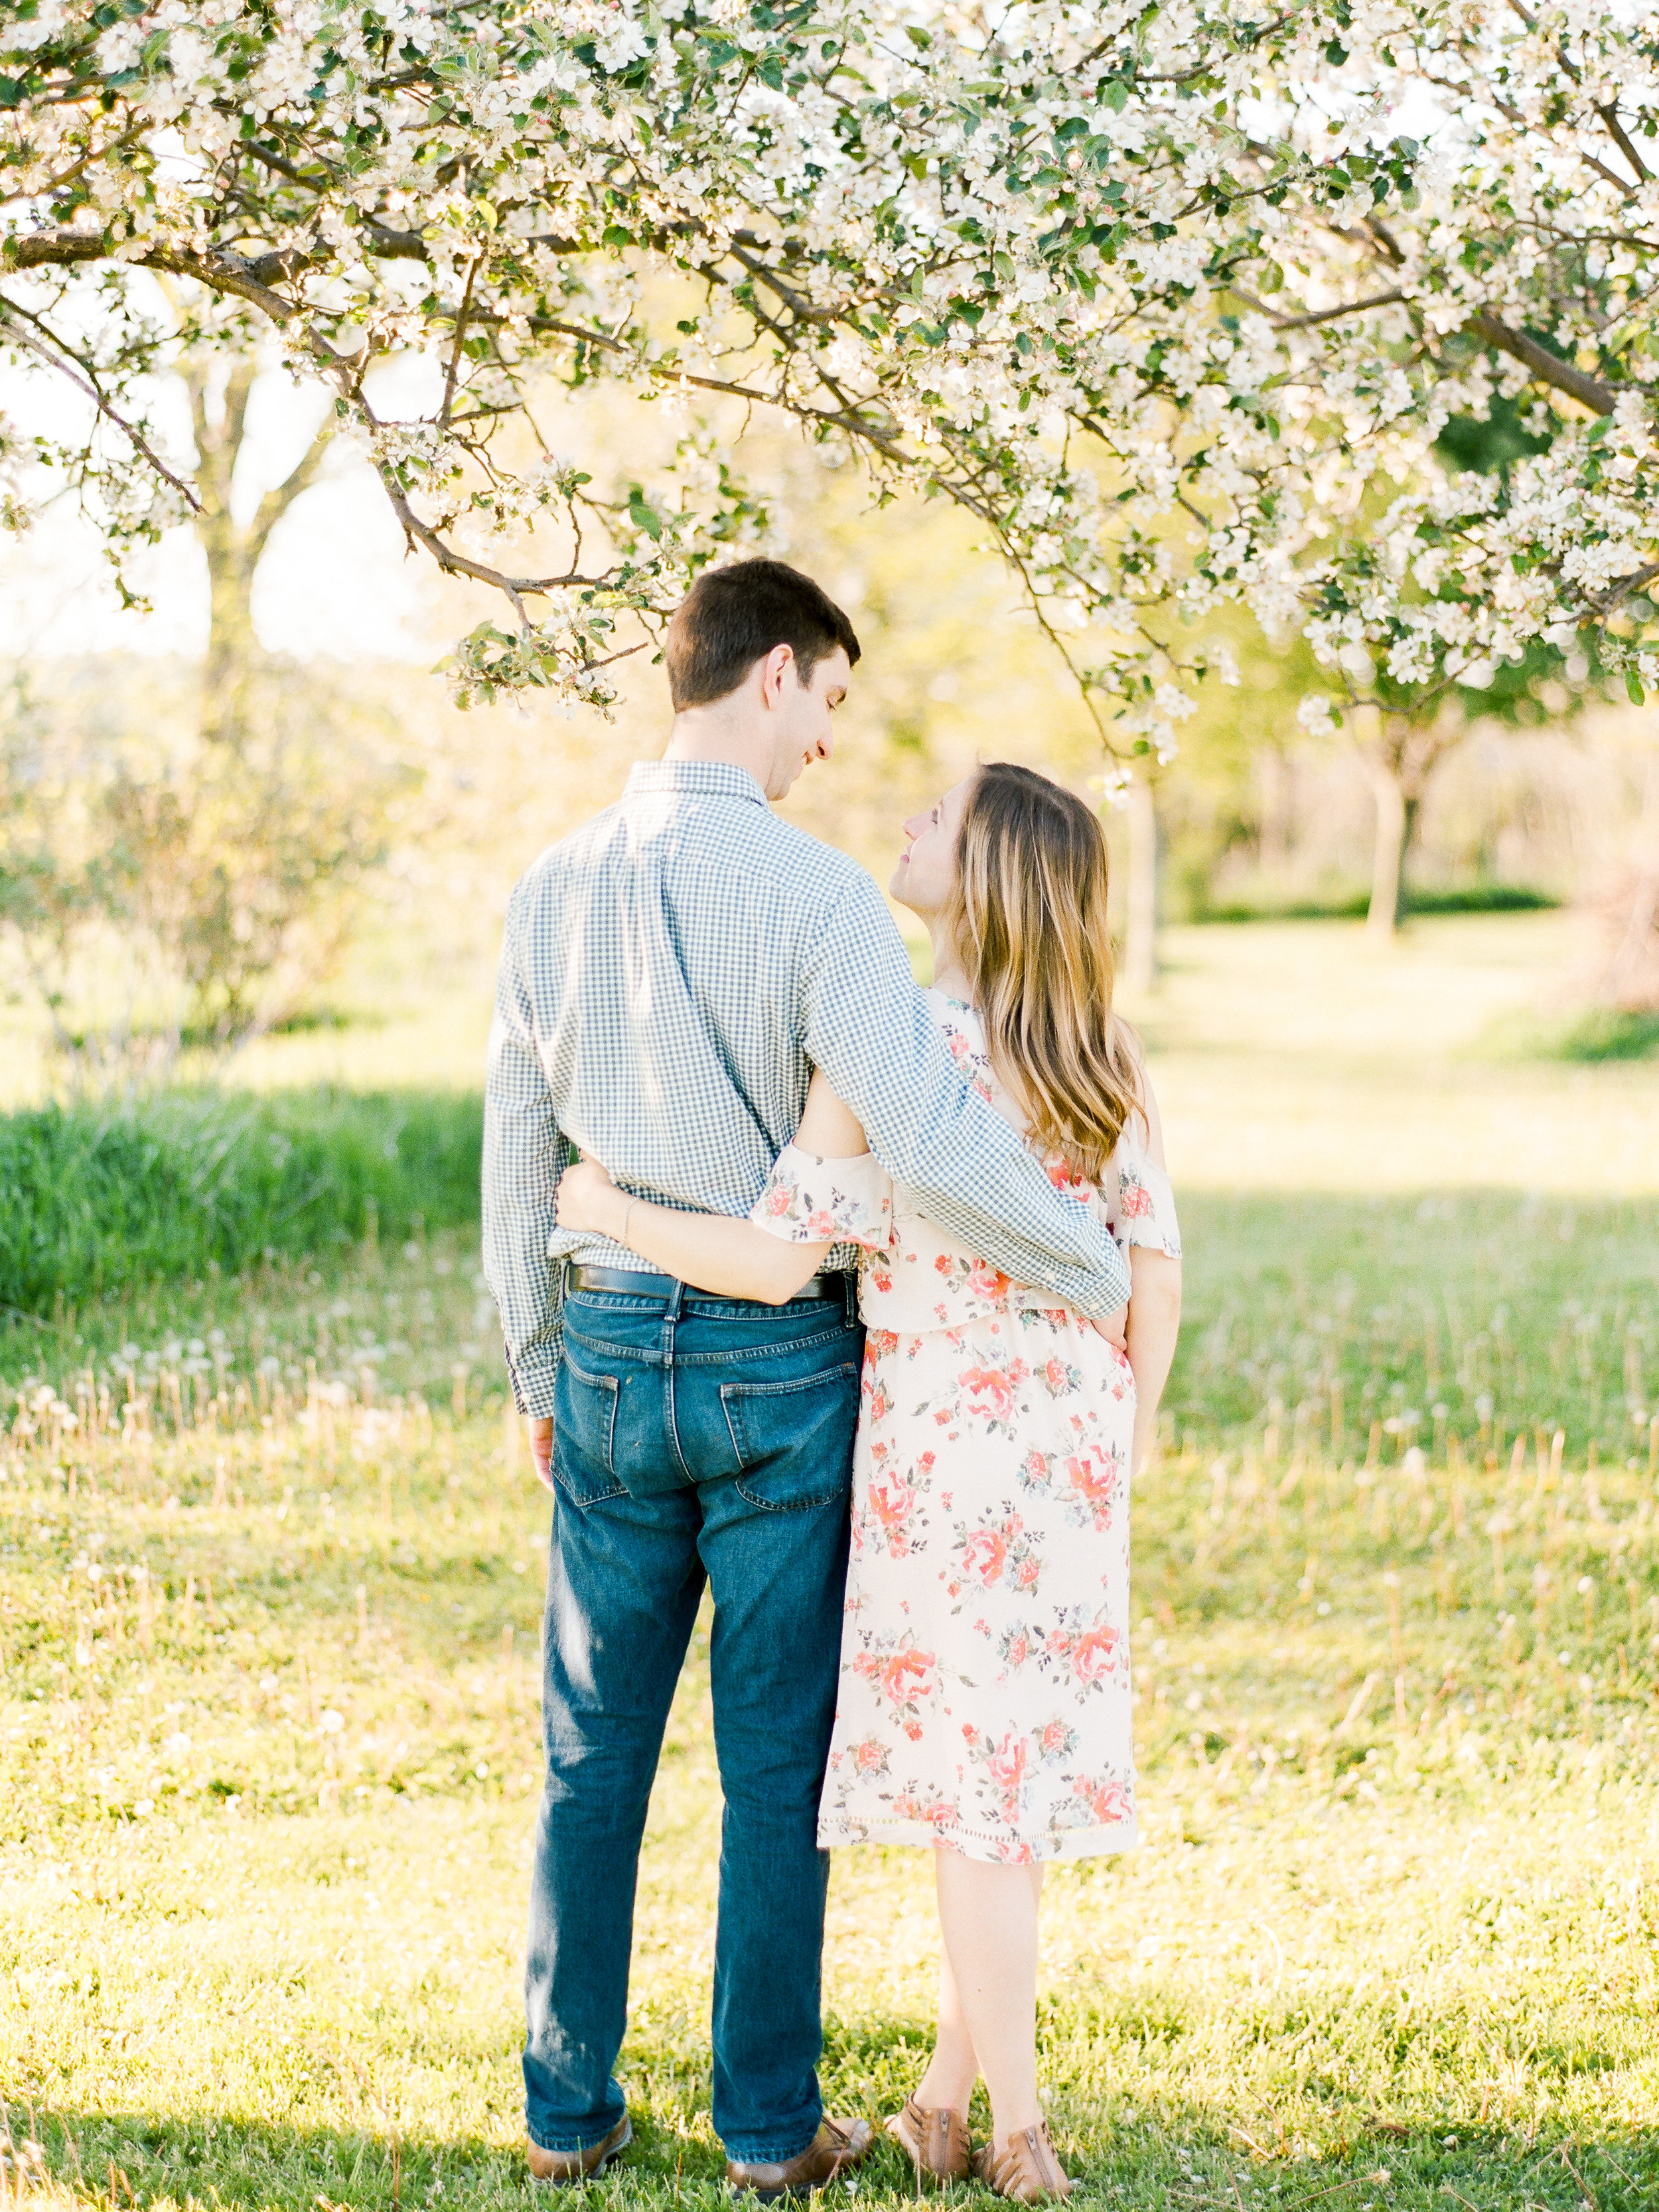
xmin=1102 ymin=79 xmax=1129 ymax=113
xmin=1626 ymin=671 xmax=1644 ymax=706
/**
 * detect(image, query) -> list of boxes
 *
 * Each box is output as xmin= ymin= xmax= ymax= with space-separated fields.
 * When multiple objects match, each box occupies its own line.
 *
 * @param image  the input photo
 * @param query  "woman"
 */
xmin=555 ymin=763 xmax=1182 ymax=2203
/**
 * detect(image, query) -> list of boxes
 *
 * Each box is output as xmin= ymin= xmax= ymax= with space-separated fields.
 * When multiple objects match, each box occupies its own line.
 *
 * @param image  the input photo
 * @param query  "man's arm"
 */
xmin=799 ymin=873 xmax=1130 ymax=1318
xmin=481 ymin=882 xmax=566 ymax=1434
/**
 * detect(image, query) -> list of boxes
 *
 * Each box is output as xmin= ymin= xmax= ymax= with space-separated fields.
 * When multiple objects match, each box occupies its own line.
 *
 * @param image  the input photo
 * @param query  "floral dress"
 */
xmin=747 ymin=990 xmax=1181 ymax=1865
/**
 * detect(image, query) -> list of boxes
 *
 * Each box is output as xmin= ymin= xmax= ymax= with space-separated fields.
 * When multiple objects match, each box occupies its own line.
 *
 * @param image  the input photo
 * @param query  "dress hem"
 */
xmin=817 ymin=1815 xmax=1138 ymax=1865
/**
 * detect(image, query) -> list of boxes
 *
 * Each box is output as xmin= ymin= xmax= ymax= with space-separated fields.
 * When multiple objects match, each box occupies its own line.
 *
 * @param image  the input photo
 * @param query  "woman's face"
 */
xmin=890 ymin=776 xmax=975 ymax=920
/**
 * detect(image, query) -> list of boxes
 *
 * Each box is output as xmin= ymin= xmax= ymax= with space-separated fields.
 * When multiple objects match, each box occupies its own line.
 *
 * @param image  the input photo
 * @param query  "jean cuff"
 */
xmin=527 ymin=2119 xmax=624 ymax=2155
xmin=723 ymin=2120 xmax=824 ymax=2166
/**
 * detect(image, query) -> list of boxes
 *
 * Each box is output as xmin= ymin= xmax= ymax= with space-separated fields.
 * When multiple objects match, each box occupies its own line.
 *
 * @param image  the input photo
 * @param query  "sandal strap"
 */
xmin=895 ymin=2097 xmax=969 ymax=2180
xmin=972 ymin=2122 xmax=1072 ymax=2203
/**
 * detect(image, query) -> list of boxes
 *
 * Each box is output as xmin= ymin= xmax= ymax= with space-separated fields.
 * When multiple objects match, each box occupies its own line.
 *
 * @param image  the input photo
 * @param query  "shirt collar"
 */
xmin=625 ymin=759 xmax=768 ymax=808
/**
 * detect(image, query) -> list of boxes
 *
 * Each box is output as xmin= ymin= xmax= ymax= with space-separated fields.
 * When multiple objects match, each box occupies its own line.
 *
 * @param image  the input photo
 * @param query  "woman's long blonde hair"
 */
xmin=946 ymin=761 xmax=1142 ymax=1184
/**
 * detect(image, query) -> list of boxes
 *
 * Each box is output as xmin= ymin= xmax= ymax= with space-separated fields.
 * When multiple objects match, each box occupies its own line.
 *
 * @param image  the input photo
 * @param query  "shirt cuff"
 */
xmin=1066 ymin=1244 xmax=1133 ymax=1319
xmin=505 ymin=1339 xmax=562 ymax=1419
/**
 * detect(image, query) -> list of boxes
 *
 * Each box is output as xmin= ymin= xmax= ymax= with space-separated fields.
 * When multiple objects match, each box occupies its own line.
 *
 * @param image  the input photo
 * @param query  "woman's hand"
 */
xmin=555 ymin=1155 xmax=622 ymax=1237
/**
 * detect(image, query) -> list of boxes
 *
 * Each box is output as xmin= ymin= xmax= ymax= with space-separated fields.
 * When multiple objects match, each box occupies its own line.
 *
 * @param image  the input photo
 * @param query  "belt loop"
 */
xmin=843 ymin=1272 xmax=856 ymax=1327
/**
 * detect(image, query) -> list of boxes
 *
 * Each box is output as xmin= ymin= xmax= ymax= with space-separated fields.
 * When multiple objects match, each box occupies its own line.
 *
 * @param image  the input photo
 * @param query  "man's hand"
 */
xmin=1088 ymin=1303 xmax=1129 ymax=1351
xmin=528 ymin=1417 xmax=555 ymax=1490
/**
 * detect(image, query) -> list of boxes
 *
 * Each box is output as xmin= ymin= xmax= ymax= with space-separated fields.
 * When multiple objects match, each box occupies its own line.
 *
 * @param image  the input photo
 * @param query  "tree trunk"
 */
xmin=1364 ymin=757 xmax=1411 ymax=939
xmin=1258 ymin=745 xmax=1292 ymax=878
xmin=185 ymin=355 xmax=330 ymax=751
xmin=1595 ymin=747 xmax=1659 ymax=1011
xmin=1123 ymin=776 xmax=1160 ymax=994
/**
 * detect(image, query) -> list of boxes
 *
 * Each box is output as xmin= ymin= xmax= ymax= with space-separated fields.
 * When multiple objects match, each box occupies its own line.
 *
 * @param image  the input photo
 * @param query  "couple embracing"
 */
xmin=482 ymin=559 xmax=1183 ymax=2204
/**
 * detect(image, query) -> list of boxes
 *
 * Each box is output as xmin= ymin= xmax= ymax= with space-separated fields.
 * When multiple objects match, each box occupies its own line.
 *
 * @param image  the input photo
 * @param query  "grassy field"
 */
xmin=4 ymin=1199 xmax=1657 ymax=2212
xmin=4 ymin=915 xmax=1658 ymax=2212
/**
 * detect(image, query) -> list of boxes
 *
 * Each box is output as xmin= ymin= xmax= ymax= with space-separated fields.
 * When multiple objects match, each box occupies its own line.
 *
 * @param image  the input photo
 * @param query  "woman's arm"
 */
xmin=1122 ymin=1073 xmax=1181 ymax=1471
xmin=1126 ymin=1248 xmax=1181 ymax=1473
xmin=555 ymin=1072 xmax=871 ymax=1307
xmin=557 ymin=1163 xmax=828 ymax=1303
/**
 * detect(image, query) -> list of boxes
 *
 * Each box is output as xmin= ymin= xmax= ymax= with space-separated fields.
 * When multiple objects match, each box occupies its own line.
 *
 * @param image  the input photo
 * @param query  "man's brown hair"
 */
xmin=663 ymin=558 xmax=861 ymax=711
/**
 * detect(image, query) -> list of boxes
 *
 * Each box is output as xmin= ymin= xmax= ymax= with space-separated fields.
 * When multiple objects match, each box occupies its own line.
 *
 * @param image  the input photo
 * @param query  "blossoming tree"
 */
xmin=1226 ymin=5 xmax=1659 ymax=932
xmin=2 ymin=0 xmax=1658 ymax=830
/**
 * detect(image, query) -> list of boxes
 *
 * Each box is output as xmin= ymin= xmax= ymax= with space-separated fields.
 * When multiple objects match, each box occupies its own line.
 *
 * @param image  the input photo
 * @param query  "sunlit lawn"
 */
xmin=4 ymin=914 xmax=1659 ymax=2212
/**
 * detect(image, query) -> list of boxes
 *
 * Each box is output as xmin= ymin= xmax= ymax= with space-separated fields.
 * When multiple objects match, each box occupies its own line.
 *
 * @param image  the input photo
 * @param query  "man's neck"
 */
xmin=663 ymin=713 xmax=770 ymax=792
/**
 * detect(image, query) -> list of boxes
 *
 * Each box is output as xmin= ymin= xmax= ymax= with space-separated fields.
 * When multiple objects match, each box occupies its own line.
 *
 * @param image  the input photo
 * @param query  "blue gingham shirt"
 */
xmin=482 ymin=759 xmax=1131 ymax=1414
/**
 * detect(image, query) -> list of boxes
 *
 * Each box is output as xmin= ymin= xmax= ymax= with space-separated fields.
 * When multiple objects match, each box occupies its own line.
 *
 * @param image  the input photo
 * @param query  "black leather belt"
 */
xmin=566 ymin=1261 xmax=850 ymax=1303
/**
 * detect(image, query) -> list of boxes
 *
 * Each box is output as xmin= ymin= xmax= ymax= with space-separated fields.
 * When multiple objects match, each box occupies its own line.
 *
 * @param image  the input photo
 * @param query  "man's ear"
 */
xmin=758 ymin=641 xmax=796 ymax=707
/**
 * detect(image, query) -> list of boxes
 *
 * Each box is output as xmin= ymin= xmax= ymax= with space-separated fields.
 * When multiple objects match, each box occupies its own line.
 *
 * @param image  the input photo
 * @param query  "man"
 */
xmin=483 ymin=558 xmax=1130 ymax=2195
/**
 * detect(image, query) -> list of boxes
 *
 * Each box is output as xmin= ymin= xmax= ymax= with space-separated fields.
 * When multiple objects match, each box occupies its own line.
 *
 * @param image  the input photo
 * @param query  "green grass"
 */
xmin=1555 ymin=1009 xmax=1659 ymax=1064
xmin=8 ymin=1191 xmax=1654 ymax=1477
xmin=1194 ymin=885 xmax=1559 ymax=925
xmin=0 ymin=1090 xmax=483 ymax=1316
xmin=1475 ymin=1007 xmax=1659 ymax=1067
xmin=1168 ymin=1191 xmax=1659 ymax=1468
xmin=3 ymin=1208 xmax=1657 ymax=2212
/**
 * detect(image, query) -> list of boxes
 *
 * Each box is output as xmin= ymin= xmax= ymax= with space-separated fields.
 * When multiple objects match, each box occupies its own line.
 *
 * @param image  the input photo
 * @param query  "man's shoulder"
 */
xmin=514 ymin=798 xmax=628 ymax=885
xmin=747 ymin=808 xmax=871 ymax=897
xmin=511 ymin=790 xmax=872 ymax=912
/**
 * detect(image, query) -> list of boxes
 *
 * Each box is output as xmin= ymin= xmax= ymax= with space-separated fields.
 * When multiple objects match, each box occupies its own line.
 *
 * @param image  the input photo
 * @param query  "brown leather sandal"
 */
xmin=971 ymin=2121 xmax=1073 ymax=2203
xmin=887 ymin=2097 xmax=971 ymax=2184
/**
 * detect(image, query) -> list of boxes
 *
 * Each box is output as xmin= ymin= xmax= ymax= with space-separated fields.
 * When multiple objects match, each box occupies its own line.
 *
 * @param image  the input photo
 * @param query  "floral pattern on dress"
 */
xmin=747 ymin=990 xmax=1181 ymax=1864
xmin=755 ymin=1143 xmax=893 ymax=1246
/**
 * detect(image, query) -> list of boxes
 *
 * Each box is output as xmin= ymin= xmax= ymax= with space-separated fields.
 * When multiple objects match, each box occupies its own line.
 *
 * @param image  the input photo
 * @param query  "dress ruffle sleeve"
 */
xmin=1103 ymin=1140 xmax=1182 ymax=1260
xmin=749 ymin=1143 xmax=895 ymax=1250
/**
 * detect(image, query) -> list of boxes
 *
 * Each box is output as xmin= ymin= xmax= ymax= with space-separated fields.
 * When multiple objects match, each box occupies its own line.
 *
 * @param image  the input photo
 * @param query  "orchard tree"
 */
xmin=0 ymin=0 xmax=1368 ymax=750
xmin=182 ymin=342 xmax=334 ymax=750
xmin=0 ymin=323 xmax=403 ymax=1065
xmin=1220 ymin=6 xmax=1659 ymax=930
xmin=4 ymin=0 xmax=1659 ymax=805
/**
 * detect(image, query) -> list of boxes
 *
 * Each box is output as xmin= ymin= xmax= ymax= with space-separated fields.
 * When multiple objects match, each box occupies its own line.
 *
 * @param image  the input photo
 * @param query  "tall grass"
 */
xmin=0 ymin=1089 xmax=482 ymax=1315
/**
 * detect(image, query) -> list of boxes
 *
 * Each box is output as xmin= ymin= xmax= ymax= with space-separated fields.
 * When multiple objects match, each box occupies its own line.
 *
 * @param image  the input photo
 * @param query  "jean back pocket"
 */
xmin=720 ymin=1362 xmax=859 ymax=1511
xmin=553 ymin=1349 xmax=626 ymax=1506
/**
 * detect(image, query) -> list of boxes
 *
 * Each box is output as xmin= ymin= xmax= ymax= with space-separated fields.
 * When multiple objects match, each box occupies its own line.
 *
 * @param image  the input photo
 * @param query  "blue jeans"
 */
xmin=523 ymin=1277 xmax=863 ymax=2164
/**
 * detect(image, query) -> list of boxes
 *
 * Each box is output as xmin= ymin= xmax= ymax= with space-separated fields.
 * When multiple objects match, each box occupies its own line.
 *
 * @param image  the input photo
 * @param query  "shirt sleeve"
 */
xmin=481 ymin=882 xmax=567 ymax=1416
xmin=749 ymin=1144 xmax=895 ymax=1250
xmin=1103 ymin=1139 xmax=1183 ymax=1259
xmin=798 ymin=873 xmax=1131 ymax=1318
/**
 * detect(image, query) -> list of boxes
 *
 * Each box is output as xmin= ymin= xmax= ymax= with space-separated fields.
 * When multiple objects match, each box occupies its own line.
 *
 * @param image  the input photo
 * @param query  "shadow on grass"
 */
xmin=15 ymin=2032 xmax=1658 ymax=2212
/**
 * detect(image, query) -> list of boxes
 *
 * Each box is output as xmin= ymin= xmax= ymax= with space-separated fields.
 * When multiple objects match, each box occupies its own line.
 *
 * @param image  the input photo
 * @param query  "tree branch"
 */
xmin=0 ymin=294 xmax=202 ymax=513
xmin=372 ymin=465 xmax=618 ymax=601
xmin=1466 ymin=311 xmax=1616 ymax=415
xmin=439 ymin=254 xmax=482 ymax=431
xmin=1225 ymin=283 xmax=1409 ymax=331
